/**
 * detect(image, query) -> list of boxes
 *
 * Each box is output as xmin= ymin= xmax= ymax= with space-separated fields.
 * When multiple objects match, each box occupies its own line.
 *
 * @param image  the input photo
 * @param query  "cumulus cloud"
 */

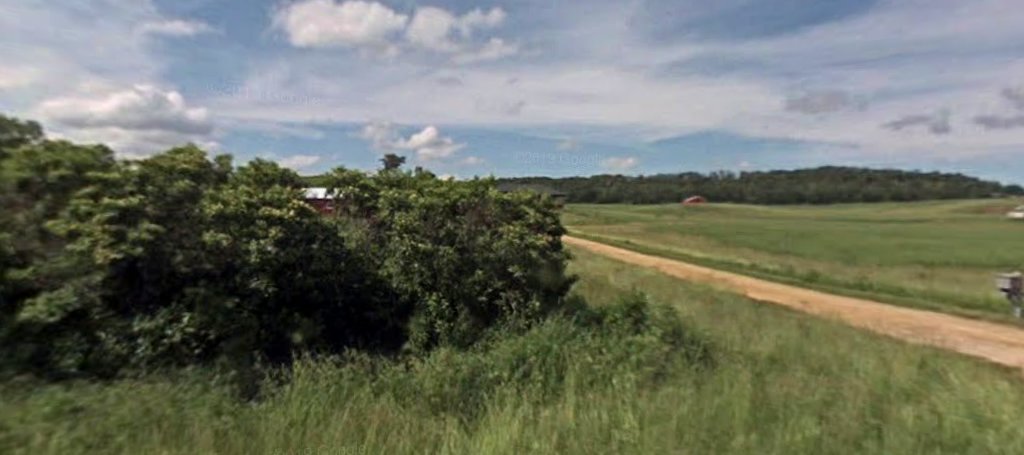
xmin=38 ymin=85 xmax=214 ymax=155
xmin=139 ymin=19 xmax=216 ymax=37
xmin=358 ymin=120 xmax=401 ymax=149
xmin=406 ymin=7 xmax=461 ymax=52
xmin=272 ymin=0 xmax=408 ymax=50
xmin=600 ymin=156 xmax=638 ymax=171
xmin=272 ymin=1 xmax=514 ymax=62
xmin=357 ymin=121 xmax=465 ymax=160
xmin=277 ymin=154 xmax=322 ymax=170
xmin=406 ymin=6 xmax=508 ymax=53
xmin=785 ymin=90 xmax=853 ymax=114
xmin=40 ymin=85 xmax=212 ymax=134
xmin=882 ymin=111 xmax=950 ymax=135
xmin=397 ymin=125 xmax=465 ymax=160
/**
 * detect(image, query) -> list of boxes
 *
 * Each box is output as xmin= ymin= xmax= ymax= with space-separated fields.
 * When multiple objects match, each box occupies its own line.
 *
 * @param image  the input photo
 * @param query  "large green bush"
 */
xmin=0 ymin=117 xmax=574 ymax=379
xmin=320 ymin=168 xmax=575 ymax=351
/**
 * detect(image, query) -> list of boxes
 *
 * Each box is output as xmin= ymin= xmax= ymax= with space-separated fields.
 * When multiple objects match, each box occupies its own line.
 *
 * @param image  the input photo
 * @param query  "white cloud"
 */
xmin=0 ymin=66 xmax=38 ymax=89
xmin=406 ymin=7 xmax=460 ymax=52
xmin=557 ymin=137 xmax=580 ymax=151
xmin=40 ymin=85 xmax=211 ymax=134
xmin=139 ymin=19 xmax=216 ymax=37
xmin=356 ymin=121 xmax=465 ymax=161
xmin=38 ymin=85 xmax=214 ymax=156
xmin=397 ymin=125 xmax=465 ymax=160
xmin=271 ymin=1 xmax=514 ymax=62
xmin=277 ymin=154 xmax=322 ymax=170
xmin=600 ymin=156 xmax=638 ymax=171
xmin=181 ymin=0 xmax=1024 ymax=167
xmin=451 ymin=38 xmax=520 ymax=64
xmin=272 ymin=0 xmax=408 ymax=50
xmin=458 ymin=156 xmax=484 ymax=166
xmin=49 ymin=127 xmax=220 ymax=158
xmin=406 ymin=6 xmax=510 ymax=57
xmin=456 ymin=8 xmax=506 ymax=38
xmin=0 ymin=1 xmax=165 ymax=113
xmin=357 ymin=120 xmax=401 ymax=150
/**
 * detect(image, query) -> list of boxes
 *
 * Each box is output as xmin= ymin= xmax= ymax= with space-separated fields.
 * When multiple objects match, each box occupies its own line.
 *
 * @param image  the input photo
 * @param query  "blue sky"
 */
xmin=1 ymin=0 xmax=1023 ymax=183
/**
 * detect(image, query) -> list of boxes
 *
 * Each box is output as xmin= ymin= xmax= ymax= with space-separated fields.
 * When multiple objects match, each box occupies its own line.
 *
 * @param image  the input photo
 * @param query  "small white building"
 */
xmin=1008 ymin=205 xmax=1024 ymax=220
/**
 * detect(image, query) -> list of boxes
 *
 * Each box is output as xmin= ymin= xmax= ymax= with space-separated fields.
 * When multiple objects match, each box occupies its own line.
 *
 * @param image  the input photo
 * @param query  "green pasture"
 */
xmin=564 ymin=199 xmax=1024 ymax=320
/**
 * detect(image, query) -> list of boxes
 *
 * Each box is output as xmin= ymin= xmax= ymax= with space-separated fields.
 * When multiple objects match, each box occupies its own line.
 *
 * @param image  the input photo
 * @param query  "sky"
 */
xmin=1 ymin=0 xmax=1023 ymax=183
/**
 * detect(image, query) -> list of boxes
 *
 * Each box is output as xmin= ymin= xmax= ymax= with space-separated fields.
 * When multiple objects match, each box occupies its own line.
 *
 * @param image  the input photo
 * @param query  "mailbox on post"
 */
xmin=997 ymin=272 xmax=1023 ymax=293
xmin=997 ymin=271 xmax=1023 ymax=318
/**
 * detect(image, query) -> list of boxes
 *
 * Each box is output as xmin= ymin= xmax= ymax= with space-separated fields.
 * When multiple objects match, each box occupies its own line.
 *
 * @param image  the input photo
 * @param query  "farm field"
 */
xmin=564 ymin=199 xmax=1024 ymax=320
xmin=6 ymin=248 xmax=1024 ymax=454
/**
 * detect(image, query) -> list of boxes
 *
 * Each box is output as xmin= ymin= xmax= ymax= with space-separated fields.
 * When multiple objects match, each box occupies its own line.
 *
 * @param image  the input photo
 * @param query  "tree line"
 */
xmin=0 ymin=115 xmax=573 ymax=382
xmin=498 ymin=167 xmax=1024 ymax=205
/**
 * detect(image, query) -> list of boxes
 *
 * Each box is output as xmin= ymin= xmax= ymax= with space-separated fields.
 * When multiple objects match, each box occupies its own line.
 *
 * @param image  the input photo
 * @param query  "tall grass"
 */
xmin=4 ymin=248 xmax=1024 ymax=454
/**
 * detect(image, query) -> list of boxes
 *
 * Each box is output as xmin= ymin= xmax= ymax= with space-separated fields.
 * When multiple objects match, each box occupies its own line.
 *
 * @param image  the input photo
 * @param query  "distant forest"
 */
xmin=497 ymin=167 xmax=1024 ymax=205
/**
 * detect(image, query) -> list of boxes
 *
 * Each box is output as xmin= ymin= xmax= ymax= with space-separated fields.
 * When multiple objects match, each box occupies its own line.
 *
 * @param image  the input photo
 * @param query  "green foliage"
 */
xmin=0 ymin=139 xmax=118 ymax=370
xmin=320 ymin=167 xmax=576 ymax=351
xmin=500 ymin=166 xmax=1020 ymax=204
xmin=0 ymin=114 xmax=43 ymax=156
xmin=0 ymin=115 xmax=574 ymax=379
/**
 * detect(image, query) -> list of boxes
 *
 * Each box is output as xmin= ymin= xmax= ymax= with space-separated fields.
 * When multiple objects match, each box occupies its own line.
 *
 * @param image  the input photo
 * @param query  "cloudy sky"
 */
xmin=2 ymin=0 xmax=1023 ymax=182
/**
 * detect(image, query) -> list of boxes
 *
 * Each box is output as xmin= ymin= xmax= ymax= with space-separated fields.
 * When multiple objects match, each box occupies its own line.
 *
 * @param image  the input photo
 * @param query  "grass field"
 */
xmin=5 ymin=248 xmax=1024 ymax=454
xmin=564 ymin=199 xmax=1024 ymax=320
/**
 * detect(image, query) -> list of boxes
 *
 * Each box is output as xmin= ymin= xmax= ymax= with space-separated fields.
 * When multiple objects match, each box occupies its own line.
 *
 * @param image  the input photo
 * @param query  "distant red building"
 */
xmin=682 ymin=195 xmax=707 ymax=205
xmin=304 ymin=188 xmax=335 ymax=214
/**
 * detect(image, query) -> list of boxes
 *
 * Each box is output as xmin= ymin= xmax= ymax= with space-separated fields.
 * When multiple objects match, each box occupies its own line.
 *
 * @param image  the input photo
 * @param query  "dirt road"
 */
xmin=565 ymin=235 xmax=1024 ymax=371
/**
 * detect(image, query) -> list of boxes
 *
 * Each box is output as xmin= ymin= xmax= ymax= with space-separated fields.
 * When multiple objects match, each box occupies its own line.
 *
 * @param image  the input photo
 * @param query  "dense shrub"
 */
xmin=320 ymin=168 xmax=575 ymax=352
xmin=0 ymin=117 xmax=574 ymax=379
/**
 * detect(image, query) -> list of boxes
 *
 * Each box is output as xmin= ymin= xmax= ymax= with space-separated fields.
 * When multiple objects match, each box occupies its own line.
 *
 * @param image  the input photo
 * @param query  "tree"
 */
xmin=379 ymin=153 xmax=406 ymax=171
xmin=495 ymin=167 xmax=1018 ymax=205
xmin=0 ymin=115 xmax=44 ymax=156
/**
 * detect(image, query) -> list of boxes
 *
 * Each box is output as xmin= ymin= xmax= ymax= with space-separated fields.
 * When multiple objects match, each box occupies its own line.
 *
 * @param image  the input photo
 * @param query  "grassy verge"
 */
xmin=4 ymin=248 xmax=1024 ymax=454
